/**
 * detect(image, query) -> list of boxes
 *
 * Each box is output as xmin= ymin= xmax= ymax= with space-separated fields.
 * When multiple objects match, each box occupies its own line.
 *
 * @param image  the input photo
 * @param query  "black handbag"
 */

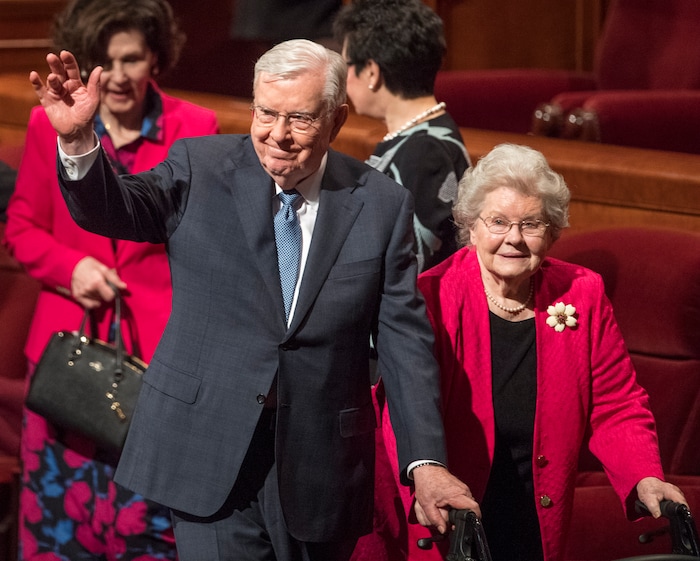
xmin=25 ymin=288 xmax=146 ymax=454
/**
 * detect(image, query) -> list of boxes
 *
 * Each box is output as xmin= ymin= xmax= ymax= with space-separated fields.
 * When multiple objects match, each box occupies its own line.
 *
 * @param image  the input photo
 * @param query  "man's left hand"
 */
xmin=412 ymin=464 xmax=481 ymax=534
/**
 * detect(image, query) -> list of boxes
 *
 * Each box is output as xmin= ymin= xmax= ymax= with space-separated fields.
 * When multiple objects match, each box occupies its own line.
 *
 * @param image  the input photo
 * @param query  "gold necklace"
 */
xmin=484 ymin=279 xmax=534 ymax=315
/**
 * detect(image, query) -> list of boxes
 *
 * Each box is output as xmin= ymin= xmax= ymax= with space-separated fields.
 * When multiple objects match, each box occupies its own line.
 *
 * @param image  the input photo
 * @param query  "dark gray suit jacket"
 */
xmin=59 ymin=134 xmax=447 ymax=542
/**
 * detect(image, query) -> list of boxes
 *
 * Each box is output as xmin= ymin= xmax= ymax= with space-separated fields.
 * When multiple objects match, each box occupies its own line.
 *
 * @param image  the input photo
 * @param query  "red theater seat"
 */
xmin=549 ymin=228 xmax=700 ymax=561
xmin=536 ymin=0 xmax=700 ymax=154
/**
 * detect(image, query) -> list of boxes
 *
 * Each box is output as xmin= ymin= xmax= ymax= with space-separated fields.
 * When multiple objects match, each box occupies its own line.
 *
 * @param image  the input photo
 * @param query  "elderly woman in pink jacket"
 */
xmin=409 ymin=143 xmax=687 ymax=561
xmin=3 ymin=0 xmax=218 ymax=559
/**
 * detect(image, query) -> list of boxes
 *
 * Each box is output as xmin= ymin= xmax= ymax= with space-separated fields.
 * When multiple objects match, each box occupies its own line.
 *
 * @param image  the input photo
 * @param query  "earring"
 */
xmin=368 ymin=84 xmax=375 ymax=91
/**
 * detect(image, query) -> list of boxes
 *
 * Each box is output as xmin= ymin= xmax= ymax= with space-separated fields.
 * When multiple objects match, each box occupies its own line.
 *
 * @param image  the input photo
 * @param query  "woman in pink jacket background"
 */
xmin=3 ymin=0 xmax=218 ymax=559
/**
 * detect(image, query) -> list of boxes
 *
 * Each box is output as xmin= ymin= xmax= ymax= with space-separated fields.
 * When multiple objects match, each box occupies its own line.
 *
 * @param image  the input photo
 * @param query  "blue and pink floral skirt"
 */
xmin=19 ymin=409 xmax=178 ymax=561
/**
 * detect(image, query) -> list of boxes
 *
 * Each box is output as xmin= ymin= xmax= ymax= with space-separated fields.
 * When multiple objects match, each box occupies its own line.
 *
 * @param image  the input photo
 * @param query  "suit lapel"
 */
xmin=228 ymin=140 xmax=286 ymax=320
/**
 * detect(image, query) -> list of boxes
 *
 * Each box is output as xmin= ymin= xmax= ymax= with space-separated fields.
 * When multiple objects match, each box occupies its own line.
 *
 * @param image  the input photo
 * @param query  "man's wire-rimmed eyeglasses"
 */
xmin=251 ymin=104 xmax=327 ymax=134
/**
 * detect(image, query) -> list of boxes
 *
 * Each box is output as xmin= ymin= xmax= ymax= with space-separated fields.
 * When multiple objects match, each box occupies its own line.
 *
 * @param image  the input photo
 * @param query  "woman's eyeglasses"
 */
xmin=479 ymin=216 xmax=550 ymax=237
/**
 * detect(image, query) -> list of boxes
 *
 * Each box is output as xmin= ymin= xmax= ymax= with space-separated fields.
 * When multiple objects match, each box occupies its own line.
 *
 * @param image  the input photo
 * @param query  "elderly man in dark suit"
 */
xmin=29 ymin=39 xmax=479 ymax=561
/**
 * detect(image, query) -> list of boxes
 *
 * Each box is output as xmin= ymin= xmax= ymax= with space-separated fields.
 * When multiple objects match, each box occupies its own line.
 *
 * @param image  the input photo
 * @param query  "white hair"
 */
xmin=253 ymin=39 xmax=347 ymax=112
xmin=453 ymin=143 xmax=571 ymax=246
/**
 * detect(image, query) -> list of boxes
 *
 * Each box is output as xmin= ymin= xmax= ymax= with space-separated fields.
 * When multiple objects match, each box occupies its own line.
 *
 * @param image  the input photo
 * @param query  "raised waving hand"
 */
xmin=29 ymin=50 xmax=102 ymax=155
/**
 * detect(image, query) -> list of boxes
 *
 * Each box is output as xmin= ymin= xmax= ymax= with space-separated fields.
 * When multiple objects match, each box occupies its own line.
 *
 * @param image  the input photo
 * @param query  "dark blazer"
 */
xmin=58 ymin=134 xmax=447 ymax=542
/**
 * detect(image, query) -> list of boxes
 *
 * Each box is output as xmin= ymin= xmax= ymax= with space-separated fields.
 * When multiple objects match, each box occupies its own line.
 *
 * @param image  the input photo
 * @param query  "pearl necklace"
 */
xmin=382 ymin=102 xmax=446 ymax=141
xmin=484 ymin=279 xmax=534 ymax=315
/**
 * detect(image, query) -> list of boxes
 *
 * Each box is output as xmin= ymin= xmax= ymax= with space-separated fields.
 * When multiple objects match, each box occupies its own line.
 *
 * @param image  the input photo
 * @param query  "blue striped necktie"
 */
xmin=274 ymin=190 xmax=302 ymax=322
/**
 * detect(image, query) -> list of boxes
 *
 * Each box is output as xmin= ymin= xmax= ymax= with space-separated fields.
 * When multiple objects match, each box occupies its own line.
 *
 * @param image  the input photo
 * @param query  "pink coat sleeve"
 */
xmin=3 ymin=94 xmax=219 ymax=363
xmin=3 ymin=108 xmax=90 ymax=292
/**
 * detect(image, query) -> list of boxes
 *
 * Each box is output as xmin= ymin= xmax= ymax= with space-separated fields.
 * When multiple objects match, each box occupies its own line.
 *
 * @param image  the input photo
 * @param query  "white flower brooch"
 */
xmin=546 ymin=302 xmax=578 ymax=332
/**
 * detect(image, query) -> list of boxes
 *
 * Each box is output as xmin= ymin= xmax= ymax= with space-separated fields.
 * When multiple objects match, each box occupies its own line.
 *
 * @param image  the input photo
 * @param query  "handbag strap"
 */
xmin=71 ymin=283 xmax=130 ymax=421
xmin=76 ymin=282 xmax=125 ymax=379
xmin=104 ymin=282 xmax=128 ymax=421
xmin=106 ymin=281 xmax=124 ymax=382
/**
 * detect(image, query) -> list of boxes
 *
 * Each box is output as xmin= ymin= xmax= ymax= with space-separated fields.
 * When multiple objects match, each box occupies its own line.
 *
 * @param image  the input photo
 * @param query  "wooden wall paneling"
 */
xmin=1 ymin=73 xmax=699 ymax=235
xmin=162 ymin=0 xmax=610 ymax=95
xmin=435 ymin=0 xmax=579 ymax=70
xmin=151 ymin=87 xmax=700 ymax=236
xmin=457 ymin=127 xmax=700 ymax=236
xmin=0 ymin=73 xmax=35 ymax=153
xmin=0 ymin=72 xmax=38 ymax=122
xmin=161 ymin=0 xmax=265 ymax=97
xmin=433 ymin=0 xmax=607 ymax=72
xmin=0 ymin=0 xmax=67 ymax=75
xmin=0 ymin=0 xmax=610 ymax=95
xmin=573 ymin=0 xmax=607 ymax=71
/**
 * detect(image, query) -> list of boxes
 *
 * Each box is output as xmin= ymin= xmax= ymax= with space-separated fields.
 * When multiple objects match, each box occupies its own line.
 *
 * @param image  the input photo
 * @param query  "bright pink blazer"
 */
xmin=409 ymin=247 xmax=664 ymax=561
xmin=4 ymin=86 xmax=219 ymax=364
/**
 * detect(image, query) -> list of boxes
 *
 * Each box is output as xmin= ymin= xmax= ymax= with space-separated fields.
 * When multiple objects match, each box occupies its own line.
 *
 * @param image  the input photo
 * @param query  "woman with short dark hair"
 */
xmin=334 ymin=0 xmax=470 ymax=272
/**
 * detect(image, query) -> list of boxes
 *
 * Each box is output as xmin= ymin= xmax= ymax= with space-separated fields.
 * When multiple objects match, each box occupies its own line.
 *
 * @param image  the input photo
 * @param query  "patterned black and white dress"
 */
xmin=366 ymin=113 xmax=470 ymax=272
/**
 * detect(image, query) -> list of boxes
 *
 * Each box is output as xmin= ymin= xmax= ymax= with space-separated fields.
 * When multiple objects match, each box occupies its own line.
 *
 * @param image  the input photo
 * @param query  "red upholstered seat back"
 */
xmin=595 ymin=0 xmax=700 ymax=90
xmin=548 ymin=228 xmax=700 ymax=476
xmin=434 ymin=69 xmax=596 ymax=132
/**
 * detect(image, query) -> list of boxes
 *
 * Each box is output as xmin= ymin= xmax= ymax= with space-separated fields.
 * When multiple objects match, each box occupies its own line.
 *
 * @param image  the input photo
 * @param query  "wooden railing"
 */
xmin=2 ymin=78 xmax=699 ymax=237
xmin=165 ymin=87 xmax=700 ymax=238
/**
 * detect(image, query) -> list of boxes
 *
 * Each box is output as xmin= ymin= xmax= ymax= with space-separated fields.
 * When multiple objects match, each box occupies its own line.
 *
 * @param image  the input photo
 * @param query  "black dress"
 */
xmin=480 ymin=312 xmax=544 ymax=561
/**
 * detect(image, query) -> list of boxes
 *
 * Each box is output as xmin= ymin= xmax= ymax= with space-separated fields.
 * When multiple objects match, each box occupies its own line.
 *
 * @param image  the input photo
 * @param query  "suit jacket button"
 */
xmin=540 ymin=495 xmax=553 ymax=508
xmin=536 ymin=454 xmax=549 ymax=468
xmin=256 ymin=394 xmax=266 ymax=404
xmin=281 ymin=341 xmax=299 ymax=351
